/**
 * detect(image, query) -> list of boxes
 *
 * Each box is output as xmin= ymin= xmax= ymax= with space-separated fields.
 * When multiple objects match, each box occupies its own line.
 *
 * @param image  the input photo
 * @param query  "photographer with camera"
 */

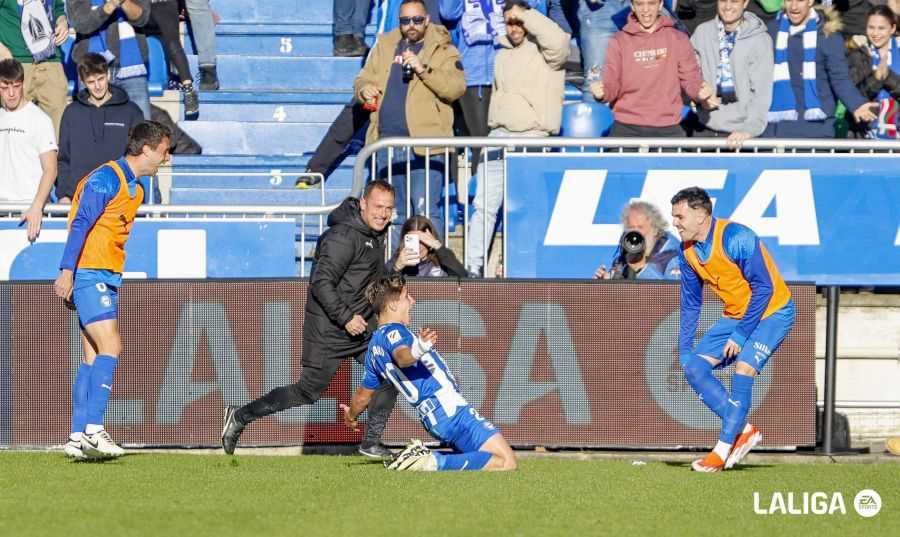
xmin=593 ymin=200 xmax=681 ymax=280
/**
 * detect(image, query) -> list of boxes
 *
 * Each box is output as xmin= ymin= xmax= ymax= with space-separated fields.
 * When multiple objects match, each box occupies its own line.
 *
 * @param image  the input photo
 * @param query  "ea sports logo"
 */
xmin=853 ymin=489 xmax=882 ymax=518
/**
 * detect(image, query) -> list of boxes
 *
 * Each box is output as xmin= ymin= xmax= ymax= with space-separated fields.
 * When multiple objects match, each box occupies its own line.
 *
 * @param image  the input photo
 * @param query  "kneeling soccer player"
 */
xmin=340 ymin=274 xmax=517 ymax=471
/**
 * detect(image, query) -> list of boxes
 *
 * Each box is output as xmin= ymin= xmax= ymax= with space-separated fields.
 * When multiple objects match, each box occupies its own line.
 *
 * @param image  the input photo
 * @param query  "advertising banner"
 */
xmin=0 ymin=218 xmax=297 ymax=280
xmin=505 ymin=153 xmax=900 ymax=285
xmin=1 ymin=280 xmax=815 ymax=449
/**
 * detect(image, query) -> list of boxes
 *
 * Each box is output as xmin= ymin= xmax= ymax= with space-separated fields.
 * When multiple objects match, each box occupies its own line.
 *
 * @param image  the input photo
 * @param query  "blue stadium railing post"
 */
xmin=822 ymin=285 xmax=839 ymax=455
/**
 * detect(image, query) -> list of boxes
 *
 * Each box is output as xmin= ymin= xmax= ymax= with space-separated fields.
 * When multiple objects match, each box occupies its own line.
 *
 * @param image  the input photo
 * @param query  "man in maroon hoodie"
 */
xmin=590 ymin=0 xmax=717 ymax=137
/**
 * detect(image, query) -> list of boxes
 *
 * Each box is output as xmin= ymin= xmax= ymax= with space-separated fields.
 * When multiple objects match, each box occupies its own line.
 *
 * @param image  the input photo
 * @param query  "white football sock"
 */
xmin=85 ymin=424 xmax=104 ymax=435
xmin=713 ymin=441 xmax=732 ymax=460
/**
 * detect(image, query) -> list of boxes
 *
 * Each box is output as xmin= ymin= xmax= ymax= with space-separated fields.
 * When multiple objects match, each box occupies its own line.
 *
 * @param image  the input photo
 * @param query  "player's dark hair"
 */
xmin=503 ymin=0 xmax=531 ymax=12
xmin=0 ymin=59 xmax=25 ymax=84
xmin=671 ymin=187 xmax=713 ymax=215
xmin=126 ymin=121 xmax=172 ymax=156
xmin=366 ymin=274 xmax=407 ymax=314
xmin=77 ymin=53 xmax=110 ymax=82
xmin=363 ymin=179 xmax=395 ymax=200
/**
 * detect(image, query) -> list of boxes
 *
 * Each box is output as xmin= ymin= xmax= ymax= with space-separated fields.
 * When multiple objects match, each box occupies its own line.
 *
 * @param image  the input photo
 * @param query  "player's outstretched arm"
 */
xmin=340 ymin=386 xmax=375 ymax=431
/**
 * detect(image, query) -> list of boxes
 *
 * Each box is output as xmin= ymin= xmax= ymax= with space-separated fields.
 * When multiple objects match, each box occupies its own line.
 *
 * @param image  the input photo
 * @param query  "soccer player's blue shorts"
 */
xmin=72 ymin=270 xmax=122 ymax=328
xmin=695 ymin=300 xmax=795 ymax=372
xmin=423 ymin=404 xmax=500 ymax=453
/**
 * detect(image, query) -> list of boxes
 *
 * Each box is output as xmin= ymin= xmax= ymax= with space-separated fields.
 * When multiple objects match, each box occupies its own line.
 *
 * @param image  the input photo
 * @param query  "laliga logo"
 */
xmin=753 ymin=489 xmax=881 ymax=517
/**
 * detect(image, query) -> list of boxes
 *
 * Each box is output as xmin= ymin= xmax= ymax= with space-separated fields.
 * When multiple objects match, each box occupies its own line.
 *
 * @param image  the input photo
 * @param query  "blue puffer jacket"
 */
xmin=440 ymin=0 xmax=547 ymax=87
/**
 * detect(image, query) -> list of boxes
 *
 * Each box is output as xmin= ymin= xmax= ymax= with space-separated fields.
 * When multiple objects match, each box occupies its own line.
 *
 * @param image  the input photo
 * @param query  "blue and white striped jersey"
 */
xmin=362 ymin=322 xmax=467 ymax=418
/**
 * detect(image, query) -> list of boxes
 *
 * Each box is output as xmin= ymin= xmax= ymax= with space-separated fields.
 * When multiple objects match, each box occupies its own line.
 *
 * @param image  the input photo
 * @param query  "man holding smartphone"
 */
xmin=353 ymin=0 xmax=466 ymax=243
xmin=222 ymin=180 xmax=402 ymax=459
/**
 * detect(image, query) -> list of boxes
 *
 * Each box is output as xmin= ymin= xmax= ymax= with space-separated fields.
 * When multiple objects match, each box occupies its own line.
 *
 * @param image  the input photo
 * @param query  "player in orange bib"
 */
xmin=671 ymin=187 xmax=795 ymax=472
xmin=53 ymin=121 xmax=171 ymax=459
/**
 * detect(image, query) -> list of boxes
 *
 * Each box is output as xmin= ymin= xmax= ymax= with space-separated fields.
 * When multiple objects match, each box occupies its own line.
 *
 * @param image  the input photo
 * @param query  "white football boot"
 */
xmin=81 ymin=429 xmax=125 ymax=459
xmin=63 ymin=438 xmax=87 ymax=459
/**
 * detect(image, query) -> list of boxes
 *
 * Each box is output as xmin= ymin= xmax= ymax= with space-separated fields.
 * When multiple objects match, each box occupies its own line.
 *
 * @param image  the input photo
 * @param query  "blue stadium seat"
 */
xmin=559 ymin=102 xmax=614 ymax=138
xmin=146 ymin=36 xmax=166 ymax=96
xmin=563 ymin=82 xmax=582 ymax=103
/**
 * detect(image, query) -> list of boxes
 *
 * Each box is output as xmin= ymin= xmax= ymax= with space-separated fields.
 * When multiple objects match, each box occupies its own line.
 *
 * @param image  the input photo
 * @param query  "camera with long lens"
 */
xmin=620 ymin=230 xmax=646 ymax=258
xmin=610 ymin=231 xmax=647 ymax=279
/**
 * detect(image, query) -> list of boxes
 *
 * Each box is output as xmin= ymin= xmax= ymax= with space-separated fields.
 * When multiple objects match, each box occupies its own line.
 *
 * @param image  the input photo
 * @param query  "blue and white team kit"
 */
xmin=362 ymin=323 xmax=499 ymax=453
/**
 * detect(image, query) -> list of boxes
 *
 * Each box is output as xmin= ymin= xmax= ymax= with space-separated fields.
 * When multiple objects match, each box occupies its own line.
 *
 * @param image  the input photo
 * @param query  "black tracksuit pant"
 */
xmin=234 ymin=341 xmax=397 ymax=445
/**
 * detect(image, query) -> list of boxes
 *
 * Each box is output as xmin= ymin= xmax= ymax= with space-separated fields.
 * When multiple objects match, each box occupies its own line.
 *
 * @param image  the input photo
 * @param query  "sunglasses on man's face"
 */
xmin=399 ymin=15 xmax=426 ymax=26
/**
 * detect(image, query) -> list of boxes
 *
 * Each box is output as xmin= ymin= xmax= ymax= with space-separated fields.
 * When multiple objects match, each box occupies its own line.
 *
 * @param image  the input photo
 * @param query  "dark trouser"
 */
xmin=458 ymin=85 xmax=492 ymax=166
xmin=610 ymin=121 xmax=686 ymax=138
xmin=307 ymin=97 xmax=370 ymax=177
xmin=150 ymin=0 xmax=193 ymax=82
xmin=235 ymin=343 xmax=397 ymax=445
xmin=333 ymin=0 xmax=371 ymax=37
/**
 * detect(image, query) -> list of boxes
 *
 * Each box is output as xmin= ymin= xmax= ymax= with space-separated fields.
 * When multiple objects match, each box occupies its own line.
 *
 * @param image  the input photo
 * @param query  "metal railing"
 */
xmin=352 ymin=136 xmax=900 ymax=277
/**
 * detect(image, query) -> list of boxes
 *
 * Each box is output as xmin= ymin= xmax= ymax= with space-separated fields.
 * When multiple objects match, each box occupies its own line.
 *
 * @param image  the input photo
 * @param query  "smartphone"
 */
xmin=404 ymin=233 xmax=420 ymax=254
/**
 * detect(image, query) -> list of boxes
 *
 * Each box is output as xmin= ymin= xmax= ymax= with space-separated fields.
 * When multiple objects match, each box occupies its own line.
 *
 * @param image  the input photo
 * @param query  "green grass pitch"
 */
xmin=1 ymin=452 xmax=897 ymax=536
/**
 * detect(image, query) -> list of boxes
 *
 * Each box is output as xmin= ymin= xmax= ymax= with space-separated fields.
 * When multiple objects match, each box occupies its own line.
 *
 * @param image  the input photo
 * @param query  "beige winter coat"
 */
xmin=354 ymin=24 xmax=466 ymax=155
xmin=489 ymin=9 xmax=570 ymax=135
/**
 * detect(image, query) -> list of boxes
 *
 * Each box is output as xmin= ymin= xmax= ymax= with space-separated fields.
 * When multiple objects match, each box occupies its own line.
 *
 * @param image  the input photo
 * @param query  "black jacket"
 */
xmin=303 ymin=197 xmax=389 ymax=356
xmin=846 ymin=44 xmax=900 ymax=100
xmin=56 ymin=85 xmax=144 ymax=199
xmin=845 ymin=44 xmax=900 ymax=137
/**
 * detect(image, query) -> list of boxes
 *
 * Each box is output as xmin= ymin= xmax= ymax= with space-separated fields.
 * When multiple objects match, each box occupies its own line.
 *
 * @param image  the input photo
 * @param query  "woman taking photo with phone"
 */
xmin=388 ymin=216 xmax=467 ymax=277
xmin=845 ymin=4 xmax=900 ymax=139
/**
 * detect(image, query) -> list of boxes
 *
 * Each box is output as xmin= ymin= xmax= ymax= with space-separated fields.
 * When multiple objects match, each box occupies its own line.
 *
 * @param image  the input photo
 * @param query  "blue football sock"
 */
xmin=721 ymin=373 xmax=755 ymax=444
xmin=85 ymin=355 xmax=118 ymax=428
xmin=683 ymin=355 xmax=729 ymax=419
xmin=433 ymin=451 xmax=492 ymax=471
xmin=71 ymin=362 xmax=92 ymax=435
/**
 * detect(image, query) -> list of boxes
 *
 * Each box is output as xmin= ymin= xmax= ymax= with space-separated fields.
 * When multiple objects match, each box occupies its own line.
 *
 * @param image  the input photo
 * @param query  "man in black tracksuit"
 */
xmin=55 ymin=53 xmax=144 ymax=202
xmin=222 ymin=180 xmax=399 ymax=458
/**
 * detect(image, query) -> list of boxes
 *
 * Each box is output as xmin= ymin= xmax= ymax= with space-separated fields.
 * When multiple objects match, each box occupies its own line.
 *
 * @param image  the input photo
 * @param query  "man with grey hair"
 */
xmin=593 ymin=200 xmax=681 ymax=280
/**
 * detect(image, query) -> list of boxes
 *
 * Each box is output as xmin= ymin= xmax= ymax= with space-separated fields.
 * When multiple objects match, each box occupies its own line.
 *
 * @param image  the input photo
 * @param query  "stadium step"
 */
xmin=193 ymin=99 xmax=345 ymax=123
xmin=170 ymin=167 xmax=354 ymax=190
xmin=185 ymin=24 xmax=376 ymax=58
xmin=187 ymin=91 xmax=353 ymax=121
xmin=177 ymin=121 xmax=332 ymax=155
xmin=186 ymin=55 xmax=366 ymax=91
xmin=213 ymin=0 xmax=377 ymax=25
xmin=171 ymin=154 xmax=315 ymax=168
xmin=168 ymin=186 xmax=350 ymax=205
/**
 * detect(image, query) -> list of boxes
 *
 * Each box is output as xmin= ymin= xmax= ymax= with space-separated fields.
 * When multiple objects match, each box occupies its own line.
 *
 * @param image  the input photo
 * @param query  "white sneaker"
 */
xmin=63 ymin=439 xmax=86 ymax=459
xmin=81 ymin=429 xmax=125 ymax=459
